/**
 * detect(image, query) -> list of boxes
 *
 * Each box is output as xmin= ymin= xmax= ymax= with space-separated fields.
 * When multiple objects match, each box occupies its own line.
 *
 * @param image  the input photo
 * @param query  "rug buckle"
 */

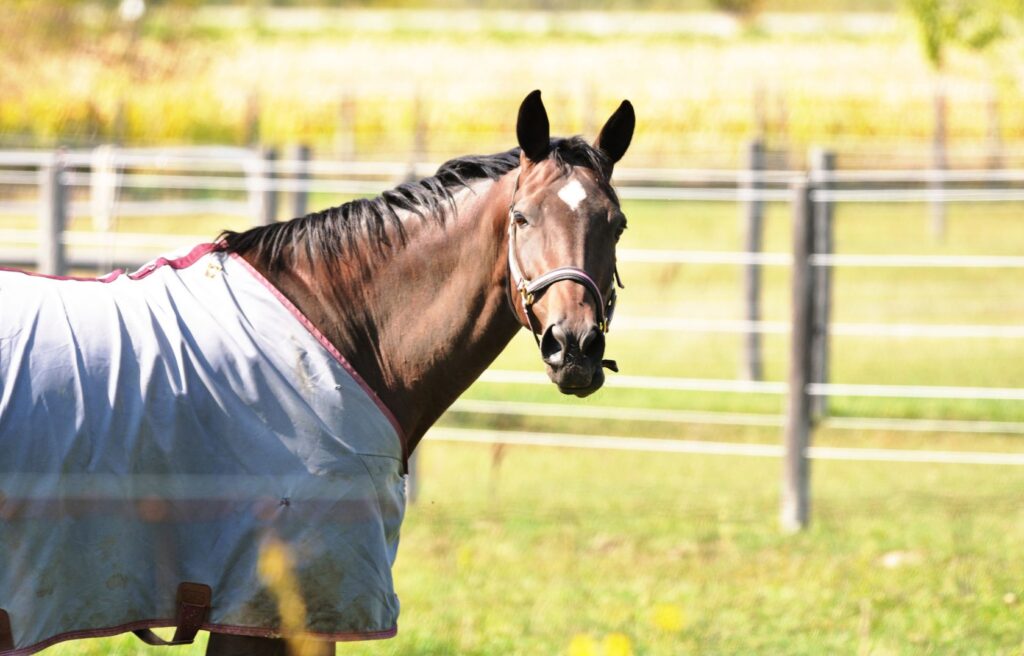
xmin=205 ymin=261 xmax=223 ymax=279
xmin=132 ymin=582 xmax=211 ymax=647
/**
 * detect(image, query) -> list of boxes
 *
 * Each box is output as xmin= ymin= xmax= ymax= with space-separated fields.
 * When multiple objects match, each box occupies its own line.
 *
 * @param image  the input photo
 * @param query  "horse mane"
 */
xmin=218 ymin=137 xmax=613 ymax=269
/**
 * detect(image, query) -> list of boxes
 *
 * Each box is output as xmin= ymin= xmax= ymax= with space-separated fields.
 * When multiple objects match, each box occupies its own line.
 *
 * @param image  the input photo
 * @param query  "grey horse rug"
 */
xmin=0 ymin=244 xmax=406 ymax=655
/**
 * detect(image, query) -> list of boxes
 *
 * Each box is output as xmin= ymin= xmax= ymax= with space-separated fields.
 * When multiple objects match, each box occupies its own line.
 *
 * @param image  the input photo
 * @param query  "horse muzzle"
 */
xmin=540 ymin=322 xmax=609 ymax=397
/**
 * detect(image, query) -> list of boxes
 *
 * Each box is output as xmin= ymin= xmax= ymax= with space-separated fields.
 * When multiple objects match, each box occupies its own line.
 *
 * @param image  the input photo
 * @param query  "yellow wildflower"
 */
xmin=652 ymin=603 xmax=686 ymax=633
xmin=567 ymin=633 xmax=598 ymax=656
xmin=456 ymin=544 xmax=474 ymax=572
xmin=603 ymin=632 xmax=634 ymax=656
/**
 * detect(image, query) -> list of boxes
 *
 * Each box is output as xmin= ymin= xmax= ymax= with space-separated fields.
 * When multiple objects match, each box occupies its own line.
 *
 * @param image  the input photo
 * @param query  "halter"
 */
xmin=506 ymin=171 xmax=623 ymax=371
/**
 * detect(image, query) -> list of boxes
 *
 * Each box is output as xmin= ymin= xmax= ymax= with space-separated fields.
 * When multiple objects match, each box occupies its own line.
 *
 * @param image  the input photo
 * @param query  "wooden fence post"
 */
xmin=782 ymin=178 xmax=814 ymax=533
xmin=90 ymin=145 xmax=118 ymax=232
xmin=38 ymin=153 xmax=68 ymax=276
xmin=810 ymin=148 xmax=835 ymax=419
xmin=249 ymin=147 xmax=278 ymax=226
xmin=91 ymin=145 xmax=119 ymax=273
xmin=740 ymin=138 xmax=765 ymax=381
xmin=290 ymin=143 xmax=311 ymax=219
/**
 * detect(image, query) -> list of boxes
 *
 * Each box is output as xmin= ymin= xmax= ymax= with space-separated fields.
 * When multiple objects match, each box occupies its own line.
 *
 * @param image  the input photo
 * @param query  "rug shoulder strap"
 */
xmin=133 ymin=582 xmax=212 ymax=647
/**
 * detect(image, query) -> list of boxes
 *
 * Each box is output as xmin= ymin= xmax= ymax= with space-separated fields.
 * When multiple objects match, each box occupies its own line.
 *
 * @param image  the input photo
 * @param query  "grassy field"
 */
xmin=13 ymin=186 xmax=1024 ymax=654
xmin=48 ymin=447 xmax=1024 ymax=655
xmin=8 ymin=4 xmax=1024 ymax=652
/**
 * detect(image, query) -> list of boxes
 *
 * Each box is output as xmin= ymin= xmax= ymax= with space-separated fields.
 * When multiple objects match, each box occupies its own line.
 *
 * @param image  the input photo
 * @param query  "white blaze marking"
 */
xmin=557 ymin=179 xmax=587 ymax=212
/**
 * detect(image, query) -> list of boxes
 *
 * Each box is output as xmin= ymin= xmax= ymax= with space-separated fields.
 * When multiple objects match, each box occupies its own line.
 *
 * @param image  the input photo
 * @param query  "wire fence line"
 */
xmin=446 ymin=399 xmax=1024 ymax=435
xmin=5 ymin=147 xmax=1024 ymax=182
xmin=809 ymin=253 xmax=1024 ymax=268
xmin=1 ymin=145 xmax=1022 ymax=528
xmin=4 ymin=149 xmax=1024 ymax=203
xmin=12 ymin=175 xmax=1024 ymax=204
xmin=57 ymin=171 xmax=391 ymax=196
xmin=808 ymin=383 xmax=1024 ymax=402
xmin=427 ymin=427 xmax=1024 ymax=466
xmin=619 ymin=250 xmax=1024 ymax=268
xmin=478 ymin=369 xmax=1024 ymax=402
xmin=612 ymin=317 xmax=1024 ymax=339
xmin=479 ymin=370 xmax=790 ymax=394
xmin=0 ymin=229 xmax=212 ymax=249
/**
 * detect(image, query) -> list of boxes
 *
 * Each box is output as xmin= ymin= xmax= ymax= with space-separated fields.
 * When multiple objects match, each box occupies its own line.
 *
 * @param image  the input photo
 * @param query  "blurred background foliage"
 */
xmin=2 ymin=0 xmax=1024 ymax=165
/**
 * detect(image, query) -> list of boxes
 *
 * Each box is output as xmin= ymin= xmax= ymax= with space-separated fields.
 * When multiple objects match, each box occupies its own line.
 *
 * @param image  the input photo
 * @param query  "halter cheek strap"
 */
xmin=506 ymin=171 xmax=622 ymax=371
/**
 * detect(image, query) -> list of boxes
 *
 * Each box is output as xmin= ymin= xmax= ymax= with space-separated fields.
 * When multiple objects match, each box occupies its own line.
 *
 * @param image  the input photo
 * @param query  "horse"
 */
xmin=0 ymin=90 xmax=634 ymax=656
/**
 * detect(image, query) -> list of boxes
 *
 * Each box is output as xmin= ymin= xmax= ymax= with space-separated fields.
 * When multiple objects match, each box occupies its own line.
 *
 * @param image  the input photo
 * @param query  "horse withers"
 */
xmin=0 ymin=90 xmax=634 ymax=656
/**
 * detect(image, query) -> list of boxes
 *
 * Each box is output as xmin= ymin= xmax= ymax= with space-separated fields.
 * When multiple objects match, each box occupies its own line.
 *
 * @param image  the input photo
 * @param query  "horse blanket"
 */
xmin=0 ymin=244 xmax=406 ymax=655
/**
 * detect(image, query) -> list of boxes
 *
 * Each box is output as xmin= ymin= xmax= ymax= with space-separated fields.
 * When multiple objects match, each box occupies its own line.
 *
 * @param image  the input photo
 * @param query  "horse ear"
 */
xmin=516 ymin=90 xmax=550 ymax=162
xmin=594 ymin=100 xmax=635 ymax=165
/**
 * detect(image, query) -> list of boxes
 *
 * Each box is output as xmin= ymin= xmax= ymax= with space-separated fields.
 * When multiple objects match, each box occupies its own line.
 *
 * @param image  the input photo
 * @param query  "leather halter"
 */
xmin=506 ymin=170 xmax=623 ymax=366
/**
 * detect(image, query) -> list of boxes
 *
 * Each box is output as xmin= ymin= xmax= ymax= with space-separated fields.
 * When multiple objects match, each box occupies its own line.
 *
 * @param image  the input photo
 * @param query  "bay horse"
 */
xmin=0 ymin=90 xmax=634 ymax=656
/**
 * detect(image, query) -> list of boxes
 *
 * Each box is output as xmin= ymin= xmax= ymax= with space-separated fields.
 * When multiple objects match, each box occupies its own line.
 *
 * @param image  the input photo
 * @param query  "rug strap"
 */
xmin=0 ymin=609 xmax=13 ymax=651
xmin=133 ymin=582 xmax=211 ymax=647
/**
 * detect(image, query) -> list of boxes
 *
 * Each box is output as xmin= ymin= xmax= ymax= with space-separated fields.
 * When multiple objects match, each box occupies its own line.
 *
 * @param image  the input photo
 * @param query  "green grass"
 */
xmin=16 ymin=195 xmax=1024 ymax=654
xmin=362 ymin=444 xmax=1024 ymax=655
xmin=50 ymin=445 xmax=1024 ymax=655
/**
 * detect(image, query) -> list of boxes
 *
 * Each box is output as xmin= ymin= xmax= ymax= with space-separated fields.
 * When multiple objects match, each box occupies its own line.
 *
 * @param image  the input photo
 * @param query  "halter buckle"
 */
xmin=518 ymin=283 xmax=534 ymax=306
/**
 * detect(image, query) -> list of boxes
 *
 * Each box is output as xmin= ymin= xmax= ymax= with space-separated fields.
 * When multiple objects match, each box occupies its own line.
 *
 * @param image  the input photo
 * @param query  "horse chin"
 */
xmin=549 ymin=366 xmax=605 ymax=398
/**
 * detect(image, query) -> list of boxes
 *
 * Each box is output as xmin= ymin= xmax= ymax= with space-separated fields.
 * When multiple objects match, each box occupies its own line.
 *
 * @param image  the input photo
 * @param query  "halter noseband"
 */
xmin=506 ymin=171 xmax=623 ymax=371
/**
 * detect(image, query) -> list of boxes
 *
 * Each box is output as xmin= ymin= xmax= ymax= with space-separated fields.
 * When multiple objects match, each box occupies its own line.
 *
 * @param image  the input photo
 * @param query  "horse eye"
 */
xmin=513 ymin=211 xmax=529 ymax=227
xmin=614 ymin=226 xmax=625 ymax=242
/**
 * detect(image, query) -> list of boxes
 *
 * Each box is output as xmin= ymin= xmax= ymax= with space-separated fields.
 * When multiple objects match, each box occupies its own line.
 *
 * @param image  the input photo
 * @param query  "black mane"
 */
xmin=218 ymin=137 xmax=612 ymax=269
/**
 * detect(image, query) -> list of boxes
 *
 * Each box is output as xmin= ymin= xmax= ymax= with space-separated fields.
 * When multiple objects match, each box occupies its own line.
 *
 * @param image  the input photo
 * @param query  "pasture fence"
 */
xmin=740 ymin=138 xmax=766 ymax=382
xmin=784 ymin=179 xmax=814 ymax=532
xmin=1 ymin=144 xmax=1023 ymax=531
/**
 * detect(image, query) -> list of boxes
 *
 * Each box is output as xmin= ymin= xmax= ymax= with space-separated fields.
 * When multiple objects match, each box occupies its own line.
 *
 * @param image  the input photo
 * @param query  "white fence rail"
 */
xmin=1 ymin=145 xmax=1021 ymax=530
xmin=428 ymin=427 xmax=1024 ymax=466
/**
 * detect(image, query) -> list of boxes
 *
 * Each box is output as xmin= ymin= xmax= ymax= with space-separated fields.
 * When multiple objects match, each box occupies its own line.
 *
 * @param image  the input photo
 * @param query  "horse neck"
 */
xmin=267 ymin=173 xmax=522 ymax=454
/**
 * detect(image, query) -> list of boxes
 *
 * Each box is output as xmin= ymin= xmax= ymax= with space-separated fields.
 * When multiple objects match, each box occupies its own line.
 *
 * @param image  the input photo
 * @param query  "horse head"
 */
xmin=507 ymin=90 xmax=634 ymax=397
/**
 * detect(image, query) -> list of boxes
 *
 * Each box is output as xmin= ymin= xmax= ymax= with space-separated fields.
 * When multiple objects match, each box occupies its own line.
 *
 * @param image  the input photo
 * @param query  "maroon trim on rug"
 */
xmin=203 ymin=623 xmax=397 ymax=643
xmin=229 ymin=253 xmax=406 ymax=446
xmin=0 ymin=242 xmax=221 ymax=283
xmin=1 ymin=619 xmax=396 ymax=656
xmin=127 ymin=242 xmax=222 ymax=280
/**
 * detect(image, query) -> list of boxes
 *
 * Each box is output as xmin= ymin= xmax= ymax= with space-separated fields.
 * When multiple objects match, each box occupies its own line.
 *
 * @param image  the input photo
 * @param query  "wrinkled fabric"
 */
xmin=0 ymin=245 xmax=405 ymax=655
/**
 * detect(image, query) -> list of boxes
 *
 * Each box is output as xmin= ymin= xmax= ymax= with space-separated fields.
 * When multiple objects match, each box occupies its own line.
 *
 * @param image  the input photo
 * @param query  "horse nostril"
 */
xmin=580 ymin=326 xmax=605 ymax=361
xmin=541 ymin=323 xmax=569 ymax=366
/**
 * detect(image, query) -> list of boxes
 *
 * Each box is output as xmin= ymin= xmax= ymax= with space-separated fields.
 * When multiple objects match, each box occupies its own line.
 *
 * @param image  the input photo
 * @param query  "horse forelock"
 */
xmin=217 ymin=137 xmax=613 ymax=269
